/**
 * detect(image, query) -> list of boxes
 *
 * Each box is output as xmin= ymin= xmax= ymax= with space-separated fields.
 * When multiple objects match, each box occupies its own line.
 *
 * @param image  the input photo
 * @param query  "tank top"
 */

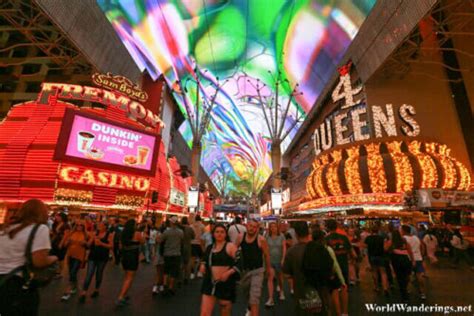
xmin=241 ymin=233 xmax=263 ymax=270
xmin=209 ymin=243 xmax=234 ymax=267
xmin=266 ymin=234 xmax=284 ymax=264
xmin=89 ymin=231 xmax=110 ymax=261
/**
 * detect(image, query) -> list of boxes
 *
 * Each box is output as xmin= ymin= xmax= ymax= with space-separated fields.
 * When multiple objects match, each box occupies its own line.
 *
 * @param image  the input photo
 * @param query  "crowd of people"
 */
xmin=0 ymin=199 xmax=473 ymax=316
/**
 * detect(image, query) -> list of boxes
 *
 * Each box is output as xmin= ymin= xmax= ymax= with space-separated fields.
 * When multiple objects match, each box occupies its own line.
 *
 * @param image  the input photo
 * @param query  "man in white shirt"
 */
xmin=401 ymin=225 xmax=426 ymax=300
xmin=190 ymin=215 xmax=206 ymax=278
xmin=228 ymin=216 xmax=247 ymax=243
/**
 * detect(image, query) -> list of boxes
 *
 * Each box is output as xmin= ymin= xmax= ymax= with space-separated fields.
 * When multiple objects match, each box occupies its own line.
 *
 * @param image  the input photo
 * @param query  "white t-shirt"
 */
xmin=423 ymin=234 xmax=438 ymax=249
xmin=149 ymin=229 xmax=158 ymax=244
xmin=228 ymin=224 xmax=246 ymax=243
xmin=404 ymin=235 xmax=422 ymax=261
xmin=0 ymin=223 xmax=51 ymax=274
xmin=191 ymin=222 xmax=205 ymax=245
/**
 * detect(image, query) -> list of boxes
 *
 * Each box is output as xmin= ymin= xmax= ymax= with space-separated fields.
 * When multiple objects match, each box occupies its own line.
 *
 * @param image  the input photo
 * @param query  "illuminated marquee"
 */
xmin=58 ymin=166 xmax=150 ymax=191
xmin=92 ymin=72 xmax=148 ymax=102
xmin=37 ymin=83 xmax=164 ymax=129
xmin=313 ymin=63 xmax=420 ymax=156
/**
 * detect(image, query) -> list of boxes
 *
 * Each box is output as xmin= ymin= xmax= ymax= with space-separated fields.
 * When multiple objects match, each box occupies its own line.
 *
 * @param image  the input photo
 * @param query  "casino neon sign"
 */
xmin=37 ymin=82 xmax=164 ymax=129
xmin=58 ymin=166 xmax=150 ymax=191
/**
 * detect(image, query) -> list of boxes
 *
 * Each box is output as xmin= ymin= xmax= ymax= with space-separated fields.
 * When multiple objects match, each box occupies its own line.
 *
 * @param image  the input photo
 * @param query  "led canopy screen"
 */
xmin=98 ymin=0 xmax=376 ymax=194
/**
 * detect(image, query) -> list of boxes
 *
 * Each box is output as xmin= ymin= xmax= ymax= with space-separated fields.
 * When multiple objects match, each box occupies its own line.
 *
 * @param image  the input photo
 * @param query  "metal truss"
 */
xmin=378 ymin=0 xmax=474 ymax=81
xmin=0 ymin=0 xmax=92 ymax=74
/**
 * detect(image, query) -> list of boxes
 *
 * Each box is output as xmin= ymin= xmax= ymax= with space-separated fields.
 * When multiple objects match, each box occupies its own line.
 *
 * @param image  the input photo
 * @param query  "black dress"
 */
xmin=121 ymin=240 xmax=140 ymax=271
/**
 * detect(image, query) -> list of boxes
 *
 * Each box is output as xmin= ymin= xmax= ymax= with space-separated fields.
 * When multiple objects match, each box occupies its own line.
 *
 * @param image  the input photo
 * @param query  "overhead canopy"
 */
xmin=97 ymin=0 xmax=376 ymax=195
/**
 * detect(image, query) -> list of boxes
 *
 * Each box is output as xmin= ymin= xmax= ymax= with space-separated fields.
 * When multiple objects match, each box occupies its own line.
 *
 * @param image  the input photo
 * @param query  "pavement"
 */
xmin=39 ymin=256 xmax=474 ymax=316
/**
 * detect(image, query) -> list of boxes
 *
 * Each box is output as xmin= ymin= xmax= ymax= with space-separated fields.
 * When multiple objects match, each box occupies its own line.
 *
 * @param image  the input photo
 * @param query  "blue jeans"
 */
xmin=83 ymin=260 xmax=108 ymax=291
xmin=68 ymin=257 xmax=82 ymax=286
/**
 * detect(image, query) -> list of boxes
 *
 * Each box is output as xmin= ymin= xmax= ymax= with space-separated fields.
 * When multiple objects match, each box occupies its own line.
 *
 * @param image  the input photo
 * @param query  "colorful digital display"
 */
xmin=55 ymin=109 xmax=159 ymax=176
xmin=97 ymin=0 xmax=376 ymax=194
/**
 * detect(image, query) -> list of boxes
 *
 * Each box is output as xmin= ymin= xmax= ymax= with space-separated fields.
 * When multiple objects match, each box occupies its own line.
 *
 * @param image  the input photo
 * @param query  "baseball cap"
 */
xmin=169 ymin=216 xmax=178 ymax=224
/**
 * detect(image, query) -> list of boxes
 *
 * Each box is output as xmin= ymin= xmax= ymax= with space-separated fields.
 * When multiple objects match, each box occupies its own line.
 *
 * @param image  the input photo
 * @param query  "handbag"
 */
xmin=23 ymin=224 xmax=58 ymax=289
xmin=298 ymin=284 xmax=323 ymax=313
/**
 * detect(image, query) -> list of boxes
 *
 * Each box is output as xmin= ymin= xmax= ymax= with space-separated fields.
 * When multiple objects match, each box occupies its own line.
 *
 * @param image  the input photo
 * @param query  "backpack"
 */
xmin=302 ymin=241 xmax=334 ymax=288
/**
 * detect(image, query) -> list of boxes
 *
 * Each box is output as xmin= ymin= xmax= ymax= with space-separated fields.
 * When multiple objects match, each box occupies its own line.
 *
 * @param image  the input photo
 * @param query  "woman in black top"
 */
xmin=79 ymin=222 xmax=113 ymax=303
xmin=385 ymin=230 xmax=414 ymax=301
xmin=116 ymin=219 xmax=144 ymax=307
xmin=199 ymin=224 xmax=240 ymax=316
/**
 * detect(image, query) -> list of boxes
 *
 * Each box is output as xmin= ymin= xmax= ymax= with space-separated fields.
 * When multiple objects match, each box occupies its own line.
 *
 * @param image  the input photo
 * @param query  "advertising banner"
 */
xmin=55 ymin=109 xmax=160 ymax=176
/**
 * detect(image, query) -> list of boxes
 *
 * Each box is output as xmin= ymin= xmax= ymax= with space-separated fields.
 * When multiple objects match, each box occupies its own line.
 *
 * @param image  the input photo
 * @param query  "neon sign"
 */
xmin=37 ymin=83 xmax=164 ymax=128
xmin=58 ymin=166 xmax=150 ymax=191
xmin=92 ymin=72 xmax=148 ymax=102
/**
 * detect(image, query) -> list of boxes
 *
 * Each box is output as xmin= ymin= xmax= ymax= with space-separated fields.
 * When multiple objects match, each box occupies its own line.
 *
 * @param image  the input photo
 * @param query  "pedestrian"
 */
xmin=0 ymin=199 xmax=58 ymax=316
xmin=235 ymin=219 xmax=271 ymax=316
xmin=152 ymin=224 xmax=166 ymax=295
xmin=450 ymin=229 xmax=473 ymax=269
xmin=364 ymin=226 xmax=389 ymax=296
xmin=50 ymin=212 xmax=70 ymax=278
xmin=149 ymin=222 xmax=158 ymax=260
xmin=191 ymin=215 xmax=206 ymax=279
xmin=60 ymin=220 xmax=89 ymax=302
xmin=116 ymin=219 xmax=144 ymax=307
xmin=161 ymin=215 xmax=184 ymax=295
xmin=401 ymin=225 xmax=426 ymax=300
xmin=325 ymin=220 xmax=353 ymax=316
xmin=201 ymin=220 xmax=215 ymax=250
xmin=79 ymin=221 xmax=113 ymax=303
xmin=199 ymin=224 xmax=241 ymax=316
xmin=228 ymin=216 xmax=246 ymax=244
xmin=181 ymin=217 xmax=195 ymax=283
xmin=423 ymin=229 xmax=439 ymax=264
xmin=283 ymin=221 xmax=331 ymax=316
xmin=112 ymin=218 xmax=123 ymax=265
xmin=385 ymin=230 xmax=414 ymax=301
xmin=265 ymin=222 xmax=286 ymax=307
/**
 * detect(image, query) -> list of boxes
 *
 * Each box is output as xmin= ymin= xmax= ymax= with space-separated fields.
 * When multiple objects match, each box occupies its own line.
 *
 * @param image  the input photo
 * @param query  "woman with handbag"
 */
xmin=0 ymin=199 xmax=58 ymax=316
xmin=60 ymin=220 xmax=89 ymax=302
xmin=199 ymin=224 xmax=240 ymax=316
xmin=79 ymin=221 xmax=113 ymax=303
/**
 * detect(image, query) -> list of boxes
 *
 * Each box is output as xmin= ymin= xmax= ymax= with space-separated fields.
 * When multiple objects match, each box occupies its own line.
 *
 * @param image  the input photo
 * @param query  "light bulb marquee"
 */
xmin=303 ymin=62 xmax=472 ymax=212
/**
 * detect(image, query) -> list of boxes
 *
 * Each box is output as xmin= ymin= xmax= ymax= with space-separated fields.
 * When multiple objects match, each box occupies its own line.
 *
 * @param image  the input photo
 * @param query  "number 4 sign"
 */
xmin=331 ymin=61 xmax=363 ymax=109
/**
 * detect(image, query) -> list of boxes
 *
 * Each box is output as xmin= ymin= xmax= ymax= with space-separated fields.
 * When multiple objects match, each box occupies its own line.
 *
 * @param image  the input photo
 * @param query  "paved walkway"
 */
xmin=39 ymin=257 xmax=474 ymax=315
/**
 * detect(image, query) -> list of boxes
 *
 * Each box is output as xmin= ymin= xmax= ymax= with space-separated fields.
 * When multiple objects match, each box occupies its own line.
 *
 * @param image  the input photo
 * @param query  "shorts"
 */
xmin=201 ymin=275 xmax=237 ymax=302
xmin=240 ymin=268 xmax=264 ymax=305
xmin=338 ymin=260 xmax=349 ymax=285
xmin=369 ymin=256 xmax=386 ymax=268
xmin=328 ymin=275 xmax=342 ymax=291
xmin=413 ymin=260 xmax=425 ymax=273
xmin=121 ymin=249 xmax=139 ymax=271
xmin=164 ymin=256 xmax=181 ymax=278
xmin=192 ymin=244 xmax=203 ymax=258
xmin=270 ymin=262 xmax=282 ymax=273
xmin=182 ymin=246 xmax=192 ymax=265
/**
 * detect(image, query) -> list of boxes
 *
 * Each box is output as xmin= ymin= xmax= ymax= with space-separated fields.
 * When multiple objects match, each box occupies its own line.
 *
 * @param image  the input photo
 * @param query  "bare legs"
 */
xmin=200 ymin=294 xmax=232 ymax=316
xmin=118 ymin=271 xmax=135 ymax=300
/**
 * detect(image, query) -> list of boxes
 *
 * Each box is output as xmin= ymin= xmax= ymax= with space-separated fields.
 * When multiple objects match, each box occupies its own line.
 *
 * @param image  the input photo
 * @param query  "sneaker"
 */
xmin=115 ymin=298 xmax=128 ymax=307
xmin=276 ymin=285 xmax=281 ymax=292
xmin=91 ymin=291 xmax=99 ymax=298
xmin=290 ymin=288 xmax=294 ymax=295
xmin=159 ymin=285 xmax=164 ymax=292
xmin=245 ymin=308 xmax=251 ymax=316
xmin=420 ymin=293 xmax=426 ymax=300
xmin=79 ymin=295 xmax=86 ymax=303
xmin=190 ymin=273 xmax=195 ymax=280
xmin=265 ymin=299 xmax=275 ymax=307
xmin=197 ymin=271 xmax=203 ymax=278
xmin=279 ymin=292 xmax=286 ymax=301
xmin=61 ymin=293 xmax=71 ymax=301
xmin=349 ymin=281 xmax=356 ymax=286
xmin=152 ymin=285 xmax=159 ymax=295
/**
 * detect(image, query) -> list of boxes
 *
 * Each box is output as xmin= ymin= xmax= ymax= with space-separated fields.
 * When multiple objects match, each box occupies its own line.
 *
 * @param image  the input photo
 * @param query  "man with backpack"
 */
xmin=325 ymin=220 xmax=354 ymax=316
xmin=283 ymin=222 xmax=337 ymax=315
